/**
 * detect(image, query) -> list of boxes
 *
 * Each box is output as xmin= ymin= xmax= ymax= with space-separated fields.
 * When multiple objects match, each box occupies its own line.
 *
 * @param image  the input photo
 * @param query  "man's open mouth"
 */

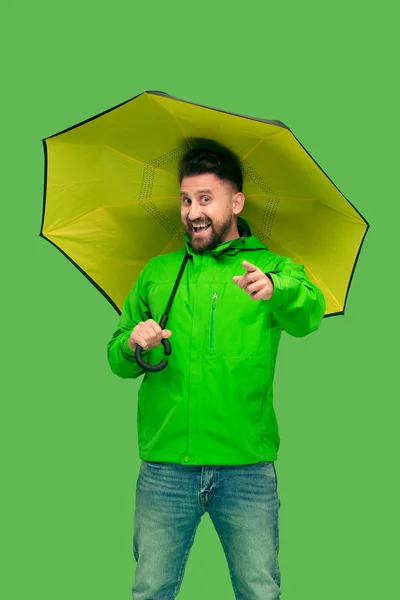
xmin=192 ymin=223 xmax=211 ymax=233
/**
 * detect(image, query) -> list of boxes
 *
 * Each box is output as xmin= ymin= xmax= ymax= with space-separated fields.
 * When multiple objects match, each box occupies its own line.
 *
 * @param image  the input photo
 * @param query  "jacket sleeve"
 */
xmin=106 ymin=268 xmax=152 ymax=379
xmin=266 ymin=256 xmax=326 ymax=337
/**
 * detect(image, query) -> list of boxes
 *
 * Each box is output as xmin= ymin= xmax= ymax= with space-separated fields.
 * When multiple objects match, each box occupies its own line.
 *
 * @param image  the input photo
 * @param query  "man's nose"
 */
xmin=188 ymin=204 xmax=203 ymax=221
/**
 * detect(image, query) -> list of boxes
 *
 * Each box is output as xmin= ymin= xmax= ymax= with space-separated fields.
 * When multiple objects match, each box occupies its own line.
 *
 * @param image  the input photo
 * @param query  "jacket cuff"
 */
xmin=264 ymin=272 xmax=286 ymax=310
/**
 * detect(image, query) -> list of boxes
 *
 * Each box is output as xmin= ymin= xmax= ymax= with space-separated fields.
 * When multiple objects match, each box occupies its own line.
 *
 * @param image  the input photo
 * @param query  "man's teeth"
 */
xmin=193 ymin=224 xmax=210 ymax=231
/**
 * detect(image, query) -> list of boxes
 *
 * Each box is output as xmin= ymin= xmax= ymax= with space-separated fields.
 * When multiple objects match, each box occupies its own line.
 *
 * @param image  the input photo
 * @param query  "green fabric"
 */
xmin=107 ymin=218 xmax=326 ymax=465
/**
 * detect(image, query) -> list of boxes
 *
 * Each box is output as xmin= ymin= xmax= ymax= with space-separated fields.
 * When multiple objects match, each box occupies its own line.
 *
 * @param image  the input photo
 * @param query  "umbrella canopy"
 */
xmin=41 ymin=90 xmax=369 ymax=316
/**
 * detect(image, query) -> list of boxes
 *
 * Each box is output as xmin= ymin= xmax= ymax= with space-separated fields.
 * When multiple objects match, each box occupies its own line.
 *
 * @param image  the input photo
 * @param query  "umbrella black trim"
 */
xmin=39 ymin=232 xmax=123 ymax=315
xmin=146 ymin=90 xmax=289 ymax=130
xmin=340 ymin=221 xmax=369 ymax=316
xmin=40 ymin=138 xmax=122 ymax=315
xmin=43 ymin=89 xmax=288 ymax=142
xmin=288 ymin=131 xmax=370 ymax=317
xmin=39 ymin=139 xmax=48 ymax=235
xmin=290 ymin=132 xmax=370 ymax=226
xmin=43 ymin=91 xmax=145 ymax=139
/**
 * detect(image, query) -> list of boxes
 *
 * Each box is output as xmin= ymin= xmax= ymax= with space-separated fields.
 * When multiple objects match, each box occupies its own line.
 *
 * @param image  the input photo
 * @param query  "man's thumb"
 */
xmin=162 ymin=329 xmax=172 ymax=338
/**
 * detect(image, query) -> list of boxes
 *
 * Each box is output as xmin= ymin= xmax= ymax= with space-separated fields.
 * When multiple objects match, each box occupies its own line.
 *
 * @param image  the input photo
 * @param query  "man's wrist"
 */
xmin=128 ymin=340 xmax=137 ymax=353
xmin=122 ymin=335 xmax=137 ymax=358
xmin=263 ymin=272 xmax=284 ymax=309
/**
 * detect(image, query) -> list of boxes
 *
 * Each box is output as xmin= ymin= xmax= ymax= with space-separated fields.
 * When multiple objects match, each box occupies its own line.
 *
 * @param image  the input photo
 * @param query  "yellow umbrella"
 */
xmin=41 ymin=90 xmax=369 ymax=316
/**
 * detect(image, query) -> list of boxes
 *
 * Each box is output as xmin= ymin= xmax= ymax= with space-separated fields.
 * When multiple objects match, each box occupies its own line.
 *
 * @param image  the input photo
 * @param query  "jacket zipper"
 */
xmin=210 ymin=292 xmax=217 ymax=349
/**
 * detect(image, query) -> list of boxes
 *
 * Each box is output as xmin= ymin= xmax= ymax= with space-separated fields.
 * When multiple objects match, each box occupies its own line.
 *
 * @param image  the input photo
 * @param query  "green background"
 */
xmin=2 ymin=1 xmax=398 ymax=598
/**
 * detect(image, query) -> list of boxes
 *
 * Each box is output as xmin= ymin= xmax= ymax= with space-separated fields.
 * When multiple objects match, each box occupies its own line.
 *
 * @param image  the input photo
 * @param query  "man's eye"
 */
xmin=183 ymin=198 xmax=191 ymax=205
xmin=202 ymin=197 xmax=210 ymax=202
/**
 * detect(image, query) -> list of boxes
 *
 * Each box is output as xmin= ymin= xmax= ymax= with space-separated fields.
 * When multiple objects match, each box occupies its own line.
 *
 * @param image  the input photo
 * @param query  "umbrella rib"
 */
xmin=241 ymin=137 xmax=266 ymax=161
xmin=106 ymin=196 xmax=180 ymax=203
xmin=246 ymin=194 xmax=315 ymax=201
xmin=148 ymin=93 xmax=289 ymax=140
xmin=43 ymin=206 xmax=105 ymax=234
xmin=300 ymin=262 xmax=341 ymax=310
xmin=316 ymin=199 xmax=367 ymax=223
xmin=103 ymin=145 xmax=179 ymax=181
xmin=44 ymin=197 xmax=181 ymax=234
xmin=247 ymin=194 xmax=366 ymax=222
xmin=240 ymin=128 xmax=289 ymax=164
xmin=148 ymin=94 xmax=189 ymax=143
xmin=51 ymin=140 xmax=179 ymax=181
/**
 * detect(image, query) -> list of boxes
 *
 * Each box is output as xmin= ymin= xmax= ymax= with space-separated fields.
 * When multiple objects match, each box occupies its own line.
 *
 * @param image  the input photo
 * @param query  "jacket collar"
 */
xmin=185 ymin=217 xmax=267 ymax=257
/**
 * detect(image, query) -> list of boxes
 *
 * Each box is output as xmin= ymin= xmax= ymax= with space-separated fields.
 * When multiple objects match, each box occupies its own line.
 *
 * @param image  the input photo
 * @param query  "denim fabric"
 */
xmin=132 ymin=460 xmax=281 ymax=599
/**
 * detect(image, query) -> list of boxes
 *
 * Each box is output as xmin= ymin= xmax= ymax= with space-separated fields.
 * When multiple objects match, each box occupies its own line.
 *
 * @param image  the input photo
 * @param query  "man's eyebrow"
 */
xmin=180 ymin=189 xmax=213 ymax=197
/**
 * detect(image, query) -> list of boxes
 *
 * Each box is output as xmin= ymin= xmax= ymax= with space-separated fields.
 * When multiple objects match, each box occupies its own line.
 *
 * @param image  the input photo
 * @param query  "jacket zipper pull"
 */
xmin=212 ymin=292 xmax=218 ymax=309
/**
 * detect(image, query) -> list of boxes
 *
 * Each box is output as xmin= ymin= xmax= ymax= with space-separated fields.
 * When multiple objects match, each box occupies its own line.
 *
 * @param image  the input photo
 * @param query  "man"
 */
xmin=107 ymin=140 xmax=326 ymax=600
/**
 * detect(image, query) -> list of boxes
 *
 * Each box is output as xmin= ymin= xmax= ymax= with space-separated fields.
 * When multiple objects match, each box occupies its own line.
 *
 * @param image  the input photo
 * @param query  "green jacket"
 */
xmin=107 ymin=218 xmax=326 ymax=465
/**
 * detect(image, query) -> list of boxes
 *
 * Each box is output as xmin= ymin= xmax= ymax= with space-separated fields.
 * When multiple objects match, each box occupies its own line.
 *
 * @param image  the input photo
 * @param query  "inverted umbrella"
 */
xmin=41 ymin=91 xmax=369 ymax=367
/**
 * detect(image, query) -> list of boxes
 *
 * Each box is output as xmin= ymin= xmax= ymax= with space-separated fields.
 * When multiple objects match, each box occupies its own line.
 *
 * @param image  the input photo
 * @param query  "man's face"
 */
xmin=180 ymin=173 xmax=243 ymax=253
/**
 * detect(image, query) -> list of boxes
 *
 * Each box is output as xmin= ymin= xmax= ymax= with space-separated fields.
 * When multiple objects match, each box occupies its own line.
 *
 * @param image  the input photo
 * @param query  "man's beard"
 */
xmin=187 ymin=214 xmax=233 ymax=254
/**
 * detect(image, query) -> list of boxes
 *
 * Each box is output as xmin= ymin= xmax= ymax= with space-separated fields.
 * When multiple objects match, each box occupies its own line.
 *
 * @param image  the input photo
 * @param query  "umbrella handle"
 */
xmin=134 ymin=338 xmax=172 ymax=373
xmin=133 ymin=253 xmax=189 ymax=374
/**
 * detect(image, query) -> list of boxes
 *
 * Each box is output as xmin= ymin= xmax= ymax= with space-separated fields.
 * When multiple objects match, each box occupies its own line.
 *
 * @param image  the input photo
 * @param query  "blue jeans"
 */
xmin=132 ymin=461 xmax=281 ymax=600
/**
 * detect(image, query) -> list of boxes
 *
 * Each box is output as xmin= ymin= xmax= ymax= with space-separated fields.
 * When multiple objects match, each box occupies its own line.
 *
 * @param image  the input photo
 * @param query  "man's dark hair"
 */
xmin=178 ymin=138 xmax=243 ymax=193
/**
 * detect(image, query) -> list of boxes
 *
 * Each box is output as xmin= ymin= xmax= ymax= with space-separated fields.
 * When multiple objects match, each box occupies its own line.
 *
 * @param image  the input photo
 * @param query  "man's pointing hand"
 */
xmin=233 ymin=260 xmax=274 ymax=301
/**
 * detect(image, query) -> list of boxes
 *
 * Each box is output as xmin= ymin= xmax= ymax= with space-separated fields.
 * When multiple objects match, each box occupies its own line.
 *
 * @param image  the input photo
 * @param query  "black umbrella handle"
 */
xmin=135 ymin=337 xmax=171 ymax=373
xmin=134 ymin=253 xmax=189 ymax=374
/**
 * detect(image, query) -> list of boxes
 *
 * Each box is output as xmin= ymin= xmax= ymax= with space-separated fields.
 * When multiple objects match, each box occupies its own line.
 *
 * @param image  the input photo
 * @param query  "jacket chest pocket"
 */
xmin=207 ymin=285 xmax=270 ymax=357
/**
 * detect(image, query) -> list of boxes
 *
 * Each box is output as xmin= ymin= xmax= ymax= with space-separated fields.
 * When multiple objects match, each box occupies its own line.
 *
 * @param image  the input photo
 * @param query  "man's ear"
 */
xmin=232 ymin=192 xmax=245 ymax=215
